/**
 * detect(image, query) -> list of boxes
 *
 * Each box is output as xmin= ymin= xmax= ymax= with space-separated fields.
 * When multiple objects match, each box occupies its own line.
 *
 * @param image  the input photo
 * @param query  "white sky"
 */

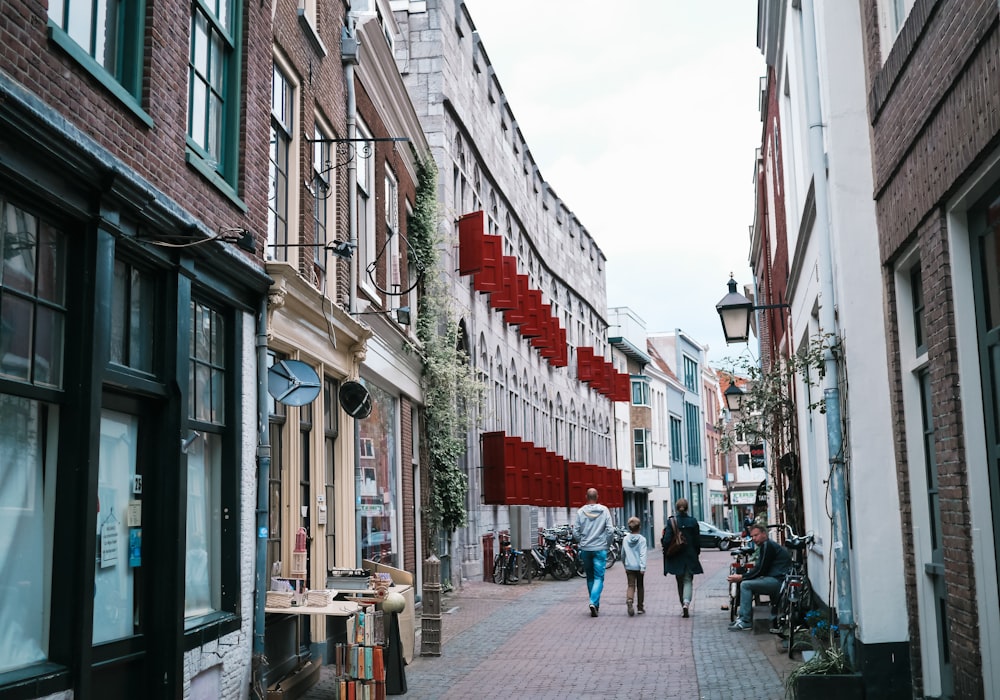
xmin=461 ymin=1 xmax=766 ymax=366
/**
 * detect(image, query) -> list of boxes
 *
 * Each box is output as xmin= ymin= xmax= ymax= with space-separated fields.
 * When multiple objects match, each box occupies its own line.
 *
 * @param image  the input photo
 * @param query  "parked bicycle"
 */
xmin=770 ymin=524 xmax=816 ymax=657
xmin=492 ymin=532 xmax=532 ymax=585
xmin=527 ymin=528 xmax=575 ymax=580
xmin=726 ymin=542 xmax=757 ymax=623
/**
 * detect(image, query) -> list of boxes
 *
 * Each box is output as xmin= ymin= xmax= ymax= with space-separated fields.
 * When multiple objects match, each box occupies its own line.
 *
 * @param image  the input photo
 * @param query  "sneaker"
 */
xmin=637 ymin=608 xmax=645 ymax=615
xmin=627 ymin=601 xmax=634 ymax=617
xmin=682 ymin=605 xmax=689 ymax=618
xmin=729 ymin=619 xmax=751 ymax=631
xmin=589 ymin=604 xmax=598 ymax=617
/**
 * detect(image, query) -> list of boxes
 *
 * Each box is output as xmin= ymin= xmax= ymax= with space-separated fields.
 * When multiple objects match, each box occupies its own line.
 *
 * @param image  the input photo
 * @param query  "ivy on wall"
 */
xmin=410 ymin=156 xmax=484 ymax=540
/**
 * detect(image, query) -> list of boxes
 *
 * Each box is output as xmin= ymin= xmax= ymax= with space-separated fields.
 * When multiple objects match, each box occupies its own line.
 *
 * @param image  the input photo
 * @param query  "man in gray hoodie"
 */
xmin=574 ymin=488 xmax=614 ymax=617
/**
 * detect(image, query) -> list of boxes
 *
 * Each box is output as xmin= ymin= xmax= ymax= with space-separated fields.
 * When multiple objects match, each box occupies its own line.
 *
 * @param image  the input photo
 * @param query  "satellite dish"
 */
xmin=339 ymin=380 xmax=373 ymax=419
xmin=267 ymin=360 xmax=321 ymax=407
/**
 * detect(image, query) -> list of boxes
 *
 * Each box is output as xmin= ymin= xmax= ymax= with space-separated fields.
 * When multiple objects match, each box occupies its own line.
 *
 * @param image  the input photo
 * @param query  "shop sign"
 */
xmin=750 ymin=443 xmax=766 ymax=469
xmin=731 ymin=490 xmax=757 ymax=505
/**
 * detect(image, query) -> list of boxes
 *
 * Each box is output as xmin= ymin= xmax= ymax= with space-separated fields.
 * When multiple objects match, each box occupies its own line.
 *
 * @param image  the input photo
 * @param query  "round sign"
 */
xmin=339 ymin=380 xmax=373 ymax=419
xmin=267 ymin=359 xmax=321 ymax=407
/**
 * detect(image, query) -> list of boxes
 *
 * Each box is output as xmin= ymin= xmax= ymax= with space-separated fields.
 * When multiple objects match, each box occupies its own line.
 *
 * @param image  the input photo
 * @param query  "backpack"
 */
xmin=663 ymin=516 xmax=687 ymax=557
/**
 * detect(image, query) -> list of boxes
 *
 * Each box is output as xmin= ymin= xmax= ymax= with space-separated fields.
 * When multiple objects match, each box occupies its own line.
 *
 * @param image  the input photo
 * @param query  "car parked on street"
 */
xmin=698 ymin=521 xmax=742 ymax=550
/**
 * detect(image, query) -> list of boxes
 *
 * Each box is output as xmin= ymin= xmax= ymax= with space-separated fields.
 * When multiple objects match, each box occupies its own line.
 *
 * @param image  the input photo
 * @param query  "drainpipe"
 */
xmin=799 ymin=0 xmax=856 ymax=666
xmin=252 ymin=298 xmax=271 ymax=695
xmin=342 ymin=17 xmax=362 ymax=565
xmin=343 ymin=20 xmax=359 ymax=316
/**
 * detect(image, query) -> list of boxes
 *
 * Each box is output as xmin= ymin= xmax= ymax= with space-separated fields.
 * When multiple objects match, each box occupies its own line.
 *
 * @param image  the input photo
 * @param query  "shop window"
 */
xmin=357 ymin=380 xmax=397 ymax=566
xmin=323 ymin=376 xmax=338 ymax=568
xmin=0 ymin=396 xmax=59 ymax=673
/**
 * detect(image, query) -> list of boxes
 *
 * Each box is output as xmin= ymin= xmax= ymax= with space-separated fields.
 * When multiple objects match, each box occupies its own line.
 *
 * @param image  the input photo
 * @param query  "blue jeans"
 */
xmin=738 ymin=575 xmax=780 ymax=624
xmin=580 ymin=550 xmax=608 ymax=607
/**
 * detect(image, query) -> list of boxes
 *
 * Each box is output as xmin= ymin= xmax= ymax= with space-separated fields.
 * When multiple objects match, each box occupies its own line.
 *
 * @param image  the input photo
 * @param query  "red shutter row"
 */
xmin=482 ymin=431 xmax=623 ymax=508
xmin=458 ymin=211 xmax=568 ymax=368
xmin=576 ymin=347 xmax=631 ymax=402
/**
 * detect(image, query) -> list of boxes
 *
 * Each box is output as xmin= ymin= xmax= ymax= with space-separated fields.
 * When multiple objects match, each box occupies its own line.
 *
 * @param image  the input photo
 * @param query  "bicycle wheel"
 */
xmin=729 ymin=580 xmax=738 ymax=623
xmin=787 ymin=597 xmax=799 ymax=658
xmin=492 ymin=553 xmax=506 ymax=584
xmin=516 ymin=552 xmax=533 ymax=584
xmin=605 ymin=548 xmax=617 ymax=569
xmin=551 ymin=554 xmax=574 ymax=581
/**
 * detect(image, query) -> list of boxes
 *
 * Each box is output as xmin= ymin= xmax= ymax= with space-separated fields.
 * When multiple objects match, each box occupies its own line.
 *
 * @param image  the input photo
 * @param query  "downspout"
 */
xmin=252 ymin=298 xmax=271 ymax=697
xmin=342 ymin=17 xmax=362 ymax=565
xmin=799 ymin=0 xmax=856 ymax=666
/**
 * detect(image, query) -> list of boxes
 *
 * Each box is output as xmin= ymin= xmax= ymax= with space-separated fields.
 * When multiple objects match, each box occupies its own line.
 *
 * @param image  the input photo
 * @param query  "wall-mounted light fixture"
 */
xmin=715 ymin=275 xmax=790 ymax=344
xmin=351 ymin=306 xmax=411 ymax=325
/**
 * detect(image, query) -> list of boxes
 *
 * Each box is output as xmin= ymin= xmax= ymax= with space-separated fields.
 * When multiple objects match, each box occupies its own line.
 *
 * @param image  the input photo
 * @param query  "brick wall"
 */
xmin=860 ymin=1 xmax=1000 ymax=695
xmin=0 ymin=0 xmax=273 ymax=250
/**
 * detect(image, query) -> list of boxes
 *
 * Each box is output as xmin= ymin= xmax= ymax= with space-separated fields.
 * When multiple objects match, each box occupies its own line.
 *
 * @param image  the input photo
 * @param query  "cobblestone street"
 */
xmin=304 ymin=548 xmax=796 ymax=699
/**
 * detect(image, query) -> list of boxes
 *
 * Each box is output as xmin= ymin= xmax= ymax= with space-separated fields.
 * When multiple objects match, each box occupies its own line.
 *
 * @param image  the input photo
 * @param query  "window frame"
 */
xmin=182 ymin=296 xmax=240 ymax=634
xmin=267 ymin=61 xmax=294 ymax=263
xmin=185 ymin=0 xmax=246 ymax=205
xmin=46 ymin=0 xmax=152 ymax=125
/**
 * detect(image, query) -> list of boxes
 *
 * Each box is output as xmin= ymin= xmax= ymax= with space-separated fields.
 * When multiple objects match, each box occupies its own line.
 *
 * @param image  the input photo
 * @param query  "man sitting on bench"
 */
xmin=726 ymin=524 xmax=791 ymax=631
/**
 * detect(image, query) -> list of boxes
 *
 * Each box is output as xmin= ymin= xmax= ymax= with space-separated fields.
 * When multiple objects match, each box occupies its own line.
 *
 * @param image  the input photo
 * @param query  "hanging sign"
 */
xmin=750 ymin=444 xmax=766 ymax=469
xmin=100 ymin=520 xmax=119 ymax=568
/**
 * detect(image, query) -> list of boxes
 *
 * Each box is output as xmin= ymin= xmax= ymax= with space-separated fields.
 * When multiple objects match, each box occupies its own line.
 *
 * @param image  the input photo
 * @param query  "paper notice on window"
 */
xmin=127 ymin=500 xmax=142 ymax=527
xmin=101 ymin=520 xmax=119 ymax=568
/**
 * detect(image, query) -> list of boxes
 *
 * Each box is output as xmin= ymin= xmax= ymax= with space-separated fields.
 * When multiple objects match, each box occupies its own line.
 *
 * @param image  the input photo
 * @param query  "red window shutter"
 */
xmin=457 ymin=211 xmax=484 ymax=275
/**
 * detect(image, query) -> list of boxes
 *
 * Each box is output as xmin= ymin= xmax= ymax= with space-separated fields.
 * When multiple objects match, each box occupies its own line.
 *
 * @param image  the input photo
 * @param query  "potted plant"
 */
xmin=785 ymin=610 xmax=865 ymax=700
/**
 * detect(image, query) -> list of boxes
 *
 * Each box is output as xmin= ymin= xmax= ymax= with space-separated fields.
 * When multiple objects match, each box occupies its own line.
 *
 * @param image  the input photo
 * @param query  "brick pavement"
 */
xmin=303 ymin=548 xmax=796 ymax=699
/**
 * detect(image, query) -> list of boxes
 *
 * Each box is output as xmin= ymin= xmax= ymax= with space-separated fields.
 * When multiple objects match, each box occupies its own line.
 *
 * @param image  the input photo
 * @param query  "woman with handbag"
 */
xmin=662 ymin=498 xmax=703 ymax=618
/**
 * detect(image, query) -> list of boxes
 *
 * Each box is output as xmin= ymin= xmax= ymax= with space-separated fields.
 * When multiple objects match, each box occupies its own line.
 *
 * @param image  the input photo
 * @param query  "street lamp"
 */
xmin=724 ymin=383 xmax=744 ymax=413
xmin=715 ymin=276 xmax=789 ymax=344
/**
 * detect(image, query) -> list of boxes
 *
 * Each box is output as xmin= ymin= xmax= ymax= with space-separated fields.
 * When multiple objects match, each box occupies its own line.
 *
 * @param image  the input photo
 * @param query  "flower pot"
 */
xmin=793 ymin=672 xmax=865 ymax=700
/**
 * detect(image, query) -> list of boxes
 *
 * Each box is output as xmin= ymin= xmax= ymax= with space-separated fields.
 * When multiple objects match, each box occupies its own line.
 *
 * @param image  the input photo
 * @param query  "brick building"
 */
xmin=0 ymin=0 xmax=272 ymax=697
xmin=860 ymin=0 xmax=1000 ymax=696
xmin=262 ymin=0 xmax=429 ymax=683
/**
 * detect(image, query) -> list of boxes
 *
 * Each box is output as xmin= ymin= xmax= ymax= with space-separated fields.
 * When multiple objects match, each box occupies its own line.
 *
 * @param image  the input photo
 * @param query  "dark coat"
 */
xmin=662 ymin=514 xmax=704 ymax=576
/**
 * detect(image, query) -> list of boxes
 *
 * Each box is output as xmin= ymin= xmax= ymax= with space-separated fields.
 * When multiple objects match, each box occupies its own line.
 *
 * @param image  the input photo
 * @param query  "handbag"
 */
xmin=665 ymin=516 xmax=687 ymax=557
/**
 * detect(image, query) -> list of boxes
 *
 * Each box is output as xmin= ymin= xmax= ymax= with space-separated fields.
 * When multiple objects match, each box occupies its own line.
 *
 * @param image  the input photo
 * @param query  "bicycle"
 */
xmin=726 ymin=542 xmax=756 ymax=623
xmin=770 ymin=524 xmax=815 ymax=658
xmin=492 ymin=533 xmax=532 ymax=585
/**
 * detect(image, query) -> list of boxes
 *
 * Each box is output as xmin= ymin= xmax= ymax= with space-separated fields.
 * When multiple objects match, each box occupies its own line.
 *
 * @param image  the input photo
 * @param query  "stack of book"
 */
xmin=332 ymin=605 xmax=387 ymax=699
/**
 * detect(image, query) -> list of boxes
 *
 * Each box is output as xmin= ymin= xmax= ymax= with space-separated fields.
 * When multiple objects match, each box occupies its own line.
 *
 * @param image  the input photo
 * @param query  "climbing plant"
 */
xmin=410 ymin=155 xmax=485 ymax=539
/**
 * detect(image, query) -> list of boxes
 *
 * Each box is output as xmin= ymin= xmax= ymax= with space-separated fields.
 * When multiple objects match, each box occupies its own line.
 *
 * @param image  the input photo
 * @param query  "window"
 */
xmin=683 ymin=355 xmax=699 ymax=393
xmin=187 ymin=0 xmax=243 ymax=194
xmin=633 ymin=428 xmax=650 ymax=468
xmin=185 ymin=300 xmax=226 ymax=624
xmin=631 ymin=377 xmax=650 ymax=406
xmin=685 ymin=402 xmax=701 ymax=466
xmin=669 ymin=416 xmax=683 ymax=463
xmin=111 ymin=259 xmax=155 ymax=373
xmin=323 ymin=377 xmax=338 ymax=567
xmin=356 ymin=120 xmax=376 ymax=297
xmin=312 ymin=122 xmax=334 ymax=290
xmin=0 ymin=397 xmax=59 ymax=672
xmin=299 ymin=401 xmax=313 ymax=587
xmin=268 ymin=63 xmax=293 ymax=262
xmin=911 ymin=266 xmax=926 ymax=355
xmin=384 ymin=168 xmax=401 ymax=294
xmin=1 ymin=200 xmax=67 ymax=388
xmin=47 ymin=0 xmax=148 ymax=120
xmin=267 ymin=352 xmax=286 ymax=581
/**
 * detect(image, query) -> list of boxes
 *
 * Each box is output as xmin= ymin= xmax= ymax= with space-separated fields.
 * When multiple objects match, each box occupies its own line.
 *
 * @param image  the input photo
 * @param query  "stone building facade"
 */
xmin=393 ymin=0 xmax=616 ymax=581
